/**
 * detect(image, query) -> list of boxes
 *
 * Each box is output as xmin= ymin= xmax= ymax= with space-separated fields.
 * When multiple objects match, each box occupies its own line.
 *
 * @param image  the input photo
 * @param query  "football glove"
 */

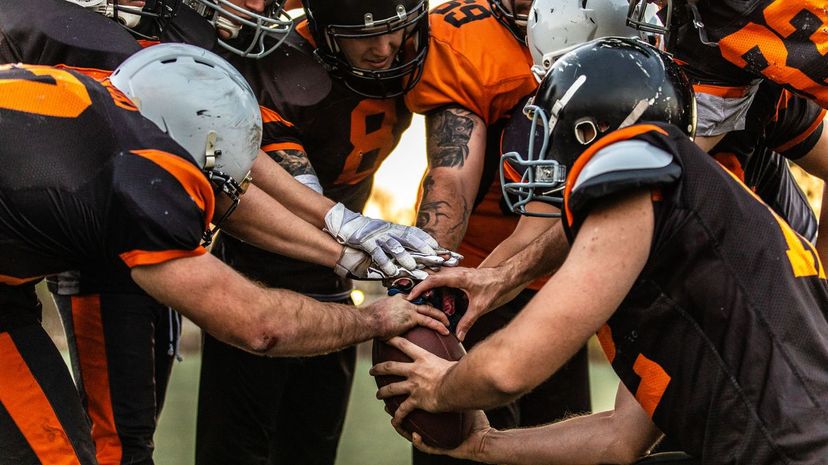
xmin=325 ymin=203 xmax=454 ymax=276
xmin=334 ymin=247 xmax=429 ymax=281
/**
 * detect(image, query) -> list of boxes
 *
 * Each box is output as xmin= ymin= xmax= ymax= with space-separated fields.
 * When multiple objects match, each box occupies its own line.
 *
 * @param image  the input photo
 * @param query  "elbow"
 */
xmin=233 ymin=315 xmax=285 ymax=355
xmin=603 ymin=413 xmax=656 ymax=465
xmin=480 ymin=360 xmax=536 ymax=401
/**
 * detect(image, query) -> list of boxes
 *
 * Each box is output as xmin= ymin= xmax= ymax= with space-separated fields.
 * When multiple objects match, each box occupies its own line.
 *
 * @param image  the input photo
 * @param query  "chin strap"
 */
xmin=201 ymin=169 xmax=245 ymax=247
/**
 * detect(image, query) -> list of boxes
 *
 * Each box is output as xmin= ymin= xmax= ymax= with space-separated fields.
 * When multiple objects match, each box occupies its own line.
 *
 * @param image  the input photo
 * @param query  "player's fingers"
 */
xmin=391 ymin=419 xmax=413 ymax=441
xmin=375 ymin=380 xmax=413 ymax=400
xmin=369 ymin=246 xmax=398 ymax=277
xmin=408 ymin=274 xmax=451 ymax=300
xmin=455 ymin=311 xmax=481 ymax=342
xmin=437 ymin=249 xmax=464 ymax=267
xmin=392 ymin=398 xmax=417 ymax=425
xmin=415 ymin=303 xmax=450 ymax=326
xmin=382 ymin=238 xmax=417 ymax=270
xmin=387 ymin=334 xmax=432 ymax=358
xmin=411 ymin=433 xmax=442 ymax=454
xmin=417 ymin=313 xmax=450 ymax=335
xmin=370 ymin=359 xmax=412 ymax=378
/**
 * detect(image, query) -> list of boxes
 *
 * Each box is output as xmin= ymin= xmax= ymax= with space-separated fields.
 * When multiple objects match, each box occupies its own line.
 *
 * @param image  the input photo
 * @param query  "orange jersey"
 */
xmin=697 ymin=0 xmax=828 ymax=108
xmin=408 ymin=0 xmax=539 ymax=281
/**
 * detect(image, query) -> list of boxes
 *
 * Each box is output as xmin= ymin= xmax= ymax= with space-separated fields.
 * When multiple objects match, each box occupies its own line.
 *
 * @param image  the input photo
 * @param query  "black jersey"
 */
xmin=212 ymin=20 xmax=412 ymax=295
xmin=0 ymin=0 xmax=140 ymax=67
xmin=0 ymin=65 xmax=213 ymax=288
xmin=563 ymin=123 xmax=828 ymax=464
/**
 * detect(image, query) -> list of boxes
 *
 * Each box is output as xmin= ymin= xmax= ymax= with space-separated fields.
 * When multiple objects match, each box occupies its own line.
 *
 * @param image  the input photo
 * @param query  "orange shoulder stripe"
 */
xmin=632 ymin=353 xmax=671 ymax=419
xmin=0 ymin=274 xmax=43 ymax=286
xmin=130 ymin=149 xmax=215 ymax=228
xmin=260 ymin=105 xmax=294 ymax=126
xmin=563 ymin=125 xmax=668 ymax=225
xmin=0 ymin=333 xmax=83 ymax=465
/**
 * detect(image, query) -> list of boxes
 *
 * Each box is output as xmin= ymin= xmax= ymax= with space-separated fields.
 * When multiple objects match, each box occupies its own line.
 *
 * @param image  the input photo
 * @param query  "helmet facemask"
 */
xmin=308 ymin=0 xmax=429 ymax=99
xmin=184 ymin=0 xmax=294 ymax=58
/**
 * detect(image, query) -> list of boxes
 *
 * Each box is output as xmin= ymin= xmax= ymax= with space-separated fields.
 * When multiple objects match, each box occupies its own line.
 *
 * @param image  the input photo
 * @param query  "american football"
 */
xmin=372 ymin=327 xmax=474 ymax=449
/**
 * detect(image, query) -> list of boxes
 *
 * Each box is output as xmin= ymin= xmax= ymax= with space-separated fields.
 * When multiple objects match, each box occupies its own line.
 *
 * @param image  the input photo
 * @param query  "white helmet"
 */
xmin=526 ymin=0 xmax=641 ymax=81
xmin=64 ymin=0 xmax=177 ymax=37
xmin=111 ymin=43 xmax=262 ymax=204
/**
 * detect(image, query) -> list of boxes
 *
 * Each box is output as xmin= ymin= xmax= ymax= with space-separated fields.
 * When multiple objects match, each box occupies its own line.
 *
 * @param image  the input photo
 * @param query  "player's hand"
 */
xmin=334 ymin=247 xmax=430 ymax=281
xmin=365 ymin=295 xmax=450 ymax=339
xmin=325 ymin=203 xmax=454 ymax=275
xmin=370 ymin=336 xmax=453 ymax=418
xmin=407 ymin=267 xmax=502 ymax=341
xmin=410 ymin=411 xmax=493 ymax=461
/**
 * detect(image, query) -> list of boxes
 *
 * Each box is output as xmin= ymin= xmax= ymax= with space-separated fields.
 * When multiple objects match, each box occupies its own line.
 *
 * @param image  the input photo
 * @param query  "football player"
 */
xmin=0 ymin=44 xmax=449 ymax=465
xmin=372 ymin=38 xmax=828 ymax=465
xmin=404 ymin=3 xmax=642 ymax=462
xmin=193 ymin=1 xmax=446 ymax=464
xmin=1 ymin=2 xmax=449 ymax=463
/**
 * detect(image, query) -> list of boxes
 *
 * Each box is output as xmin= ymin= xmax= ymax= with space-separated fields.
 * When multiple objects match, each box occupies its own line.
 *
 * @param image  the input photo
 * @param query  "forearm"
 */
xmin=416 ymin=171 xmax=474 ymax=249
xmin=416 ymin=107 xmax=486 ymax=249
xmin=478 ymin=221 xmax=569 ymax=307
xmin=251 ymin=151 xmax=333 ymax=228
xmin=477 ymin=412 xmax=648 ymax=465
xmin=221 ymin=184 xmax=341 ymax=268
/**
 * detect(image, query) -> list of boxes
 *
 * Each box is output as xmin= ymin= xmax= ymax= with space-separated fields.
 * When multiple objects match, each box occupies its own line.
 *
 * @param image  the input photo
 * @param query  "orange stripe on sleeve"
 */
xmin=774 ymin=108 xmax=826 ymax=153
xmin=261 ymin=142 xmax=305 ymax=153
xmin=0 ymin=274 xmax=43 ymax=286
xmin=0 ymin=333 xmax=82 ymax=465
xmin=70 ymin=295 xmax=122 ymax=465
xmin=692 ymin=83 xmax=752 ymax=99
xmin=130 ymin=149 xmax=215 ymax=228
xmin=632 ymin=353 xmax=671 ymax=418
xmin=563 ymin=125 xmax=668 ymax=225
xmin=119 ymin=247 xmax=207 ymax=268
xmin=596 ymin=324 xmax=616 ymax=363
xmin=260 ymin=105 xmax=294 ymax=126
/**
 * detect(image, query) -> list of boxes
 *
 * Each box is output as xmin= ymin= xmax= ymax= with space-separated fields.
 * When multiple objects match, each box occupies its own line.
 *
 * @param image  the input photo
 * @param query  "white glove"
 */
xmin=325 ymin=203 xmax=445 ymax=276
xmin=334 ymin=247 xmax=428 ymax=281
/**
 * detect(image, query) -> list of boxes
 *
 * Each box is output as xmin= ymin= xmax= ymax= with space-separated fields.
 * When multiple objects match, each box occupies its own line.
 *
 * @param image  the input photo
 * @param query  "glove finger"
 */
xmin=410 ymin=227 xmax=440 ymax=249
xmin=400 ymin=234 xmax=437 ymax=256
xmin=370 ymin=247 xmax=399 ymax=277
xmin=436 ymin=249 xmax=464 ymax=267
xmin=382 ymin=238 xmax=418 ymax=270
xmin=398 ymin=268 xmax=429 ymax=281
xmin=410 ymin=253 xmax=445 ymax=268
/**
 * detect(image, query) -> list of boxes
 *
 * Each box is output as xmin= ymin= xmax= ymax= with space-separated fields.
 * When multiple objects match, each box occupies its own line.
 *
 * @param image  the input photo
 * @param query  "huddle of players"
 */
xmin=0 ymin=1 xmax=827 ymax=465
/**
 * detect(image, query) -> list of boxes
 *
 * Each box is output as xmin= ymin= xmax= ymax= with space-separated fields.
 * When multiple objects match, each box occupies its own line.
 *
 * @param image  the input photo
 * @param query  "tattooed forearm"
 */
xmin=427 ymin=108 xmax=476 ymax=169
xmin=417 ymin=196 xmax=470 ymax=249
xmin=270 ymin=149 xmax=316 ymax=177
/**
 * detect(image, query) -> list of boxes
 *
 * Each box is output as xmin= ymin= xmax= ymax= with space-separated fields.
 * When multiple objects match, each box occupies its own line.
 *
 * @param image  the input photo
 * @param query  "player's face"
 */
xmin=215 ymin=0 xmax=267 ymax=39
xmin=338 ymin=29 xmax=406 ymax=71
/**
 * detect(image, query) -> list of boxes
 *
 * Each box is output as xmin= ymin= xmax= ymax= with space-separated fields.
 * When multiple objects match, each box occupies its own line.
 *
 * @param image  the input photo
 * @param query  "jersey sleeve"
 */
xmin=259 ymin=104 xmax=305 ymax=155
xmin=110 ymin=149 xmax=215 ymax=268
xmin=404 ymin=1 xmax=536 ymax=125
xmin=767 ymin=90 xmax=826 ymax=160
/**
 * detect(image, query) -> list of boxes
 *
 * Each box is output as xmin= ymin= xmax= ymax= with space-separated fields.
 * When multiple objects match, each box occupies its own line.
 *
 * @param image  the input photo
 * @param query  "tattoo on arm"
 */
xmin=417 ymin=193 xmax=470 ymax=248
xmin=270 ymin=149 xmax=316 ymax=177
xmin=427 ymin=108 xmax=476 ymax=169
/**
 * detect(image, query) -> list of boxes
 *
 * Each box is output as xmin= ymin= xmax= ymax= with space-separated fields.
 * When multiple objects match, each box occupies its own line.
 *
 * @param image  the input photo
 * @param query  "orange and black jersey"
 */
xmin=405 ymin=0 xmax=537 ymax=271
xmin=213 ymin=20 xmax=412 ymax=295
xmin=0 ymin=0 xmax=140 ymax=67
xmin=685 ymin=0 xmax=828 ymax=108
xmin=0 ymin=65 xmax=213 ymax=287
xmin=564 ymin=123 xmax=828 ymax=464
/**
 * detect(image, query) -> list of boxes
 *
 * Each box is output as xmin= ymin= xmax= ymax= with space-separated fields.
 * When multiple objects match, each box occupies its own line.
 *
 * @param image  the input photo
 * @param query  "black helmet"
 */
xmin=501 ymin=37 xmax=696 ymax=216
xmin=489 ymin=0 xmax=528 ymax=43
xmin=303 ymin=0 xmax=429 ymax=99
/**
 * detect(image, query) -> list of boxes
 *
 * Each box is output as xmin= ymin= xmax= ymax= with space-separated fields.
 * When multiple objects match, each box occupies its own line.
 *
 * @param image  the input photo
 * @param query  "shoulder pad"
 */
xmin=569 ymin=139 xmax=681 ymax=215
